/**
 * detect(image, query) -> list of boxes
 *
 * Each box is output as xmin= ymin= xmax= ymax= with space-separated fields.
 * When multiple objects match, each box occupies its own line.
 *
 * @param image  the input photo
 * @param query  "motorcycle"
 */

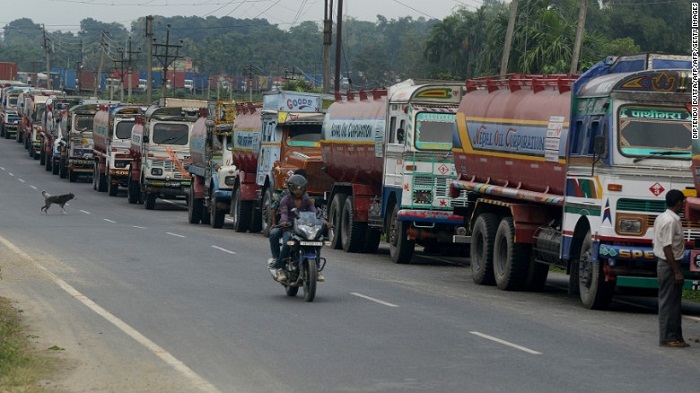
xmin=269 ymin=209 xmax=327 ymax=302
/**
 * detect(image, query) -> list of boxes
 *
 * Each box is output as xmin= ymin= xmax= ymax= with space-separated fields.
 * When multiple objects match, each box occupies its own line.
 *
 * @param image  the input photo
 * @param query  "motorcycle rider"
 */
xmin=268 ymin=174 xmax=325 ymax=282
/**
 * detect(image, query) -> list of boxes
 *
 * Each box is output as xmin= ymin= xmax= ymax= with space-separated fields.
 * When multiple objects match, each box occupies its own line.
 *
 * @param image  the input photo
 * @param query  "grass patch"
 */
xmin=0 ymin=297 xmax=55 ymax=392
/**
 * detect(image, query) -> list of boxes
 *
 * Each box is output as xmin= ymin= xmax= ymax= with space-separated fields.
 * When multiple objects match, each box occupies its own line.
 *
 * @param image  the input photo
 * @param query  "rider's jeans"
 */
xmin=269 ymin=227 xmax=292 ymax=269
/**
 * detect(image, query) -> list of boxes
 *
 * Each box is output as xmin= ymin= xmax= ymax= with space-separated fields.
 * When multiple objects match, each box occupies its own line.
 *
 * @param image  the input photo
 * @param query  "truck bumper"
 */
xmin=616 ymin=276 xmax=700 ymax=290
xmin=214 ymin=189 xmax=232 ymax=202
xmin=397 ymin=209 xmax=465 ymax=225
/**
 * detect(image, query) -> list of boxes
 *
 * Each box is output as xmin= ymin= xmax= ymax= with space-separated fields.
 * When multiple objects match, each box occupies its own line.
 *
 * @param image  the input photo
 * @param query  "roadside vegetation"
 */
xmin=0 ymin=296 xmax=55 ymax=393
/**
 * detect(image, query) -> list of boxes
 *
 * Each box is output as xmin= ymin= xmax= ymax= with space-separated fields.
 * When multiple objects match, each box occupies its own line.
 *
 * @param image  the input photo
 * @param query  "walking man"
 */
xmin=653 ymin=189 xmax=689 ymax=348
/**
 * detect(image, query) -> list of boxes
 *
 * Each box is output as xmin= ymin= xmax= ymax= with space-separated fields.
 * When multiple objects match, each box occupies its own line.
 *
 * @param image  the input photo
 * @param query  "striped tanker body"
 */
xmin=322 ymin=79 xmax=470 ymax=263
xmin=451 ymin=54 xmax=699 ymax=309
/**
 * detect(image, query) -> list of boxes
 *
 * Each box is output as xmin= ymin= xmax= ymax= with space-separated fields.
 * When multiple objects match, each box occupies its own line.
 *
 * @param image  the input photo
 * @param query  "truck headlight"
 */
xmin=224 ymin=176 xmax=236 ymax=186
xmin=413 ymin=190 xmax=432 ymax=204
xmin=151 ymin=168 xmax=163 ymax=176
xmin=616 ymin=216 xmax=644 ymax=235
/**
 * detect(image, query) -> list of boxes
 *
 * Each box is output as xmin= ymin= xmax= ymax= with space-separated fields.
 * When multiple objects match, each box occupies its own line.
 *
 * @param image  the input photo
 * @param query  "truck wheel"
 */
xmin=187 ymin=183 xmax=203 ymax=223
xmin=578 ymin=234 xmax=615 ymax=309
xmin=97 ymin=171 xmax=107 ymax=192
xmin=92 ymin=165 xmax=98 ymax=190
xmin=52 ymin=158 xmax=59 ymax=175
xmin=145 ymin=192 xmax=156 ymax=210
xmin=249 ymin=201 xmax=263 ymax=234
xmin=470 ymin=213 xmax=498 ymax=285
xmin=493 ymin=217 xmax=530 ymax=291
xmin=45 ymin=154 xmax=52 ymax=171
xmin=388 ymin=204 xmax=415 ymax=263
xmin=39 ymin=148 xmax=46 ymax=165
xmin=108 ymin=176 xmax=118 ymax=196
xmin=69 ymin=169 xmax=77 ymax=183
xmin=328 ymin=193 xmax=347 ymax=249
xmin=341 ymin=196 xmax=366 ymax=253
xmin=127 ymin=177 xmax=139 ymax=204
xmin=260 ymin=187 xmax=274 ymax=236
xmin=59 ymin=159 xmax=67 ymax=178
xmin=232 ymin=186 xmax=251 ymax=232
xmin=210 ymin=195 xmax=225 ymax=229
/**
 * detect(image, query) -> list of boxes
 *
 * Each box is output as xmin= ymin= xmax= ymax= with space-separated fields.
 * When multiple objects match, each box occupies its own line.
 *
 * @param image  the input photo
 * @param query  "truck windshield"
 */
xmin=152 ymin=123 xmax=189 ymax=145
xmin=115 ymin=120 xmax=134 ymax=139
xmin=618 ymin=105 xmax=691 ymax=159
xmin=286 ymin=124 xmax=322 ymax=147
xmin=9 ymin=97 xmax=17 ymax=106
xmin=415 ymin=112 xmax=455 ymax=150
xmin=34 ymin=105 xmax=45 ymax=122
xmin=74 ymin=115 xmax=93 ymax=132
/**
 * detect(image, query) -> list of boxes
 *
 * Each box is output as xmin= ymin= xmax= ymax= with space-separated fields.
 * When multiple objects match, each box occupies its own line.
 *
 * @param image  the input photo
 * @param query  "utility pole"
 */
xmin=145 ymin=16 xmax=154 ymax=103
xmin=248 ymin=63 xmax=254 ymax=102
xmin=500 ymin=0 xmax=518 ymax=76
xmin=323 ymin=0 xmax=333 ymax=93
xmin=95 ymin=31 xmax=108 ymax=97
xmin=570 ymin=0 xmax=588 ymax=74
xmin=333 ymin=0 xmax=343 ymax=92
xmin=153 ymin=24 xmax=183 ymax=103
xmin=42 ymin=25 xmax=52 ymax=89
xmin=123 ymin=37 xmax=141 ymax=100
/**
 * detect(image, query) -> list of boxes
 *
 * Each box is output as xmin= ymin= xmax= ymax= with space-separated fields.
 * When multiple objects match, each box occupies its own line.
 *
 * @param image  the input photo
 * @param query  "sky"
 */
xmin=2 ymin=0 xmax=485 ymax=33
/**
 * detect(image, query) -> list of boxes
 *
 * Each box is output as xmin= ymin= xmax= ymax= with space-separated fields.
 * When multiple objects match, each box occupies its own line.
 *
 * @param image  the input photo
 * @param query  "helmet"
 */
xmin=287 ymin=174 xmax=307 ymax=198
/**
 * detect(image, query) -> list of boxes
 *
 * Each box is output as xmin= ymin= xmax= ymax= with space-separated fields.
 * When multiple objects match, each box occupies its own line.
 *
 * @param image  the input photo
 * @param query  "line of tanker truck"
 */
xmin=4 ymin=52 xmax=698 ymax=311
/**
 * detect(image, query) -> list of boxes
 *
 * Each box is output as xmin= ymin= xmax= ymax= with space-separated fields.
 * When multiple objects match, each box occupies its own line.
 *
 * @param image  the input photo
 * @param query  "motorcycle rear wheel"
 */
xmin=303 ymin=258 xmax=317 ymax=302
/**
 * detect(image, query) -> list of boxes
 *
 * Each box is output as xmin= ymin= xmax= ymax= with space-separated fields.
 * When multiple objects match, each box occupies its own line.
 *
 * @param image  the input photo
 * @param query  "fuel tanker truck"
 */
xmin=93 ymin=105 xmax=145 ymax=196
xmin=188 ymin=100 xmax=238 ymax=228
xmin=450 ymin=54 xmax=698 ymax=309
xmin=229 ymin=91 xmax=334 ymax=234
xmin=321 ymin=79 xmax=470 ymax=263
xmin=128 ymin=105 xmax=204 ymax=209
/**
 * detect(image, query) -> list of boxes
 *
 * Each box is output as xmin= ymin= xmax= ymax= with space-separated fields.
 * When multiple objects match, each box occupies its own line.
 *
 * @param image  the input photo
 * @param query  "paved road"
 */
xmin=1 ymin=137 xmax=699 ymax=393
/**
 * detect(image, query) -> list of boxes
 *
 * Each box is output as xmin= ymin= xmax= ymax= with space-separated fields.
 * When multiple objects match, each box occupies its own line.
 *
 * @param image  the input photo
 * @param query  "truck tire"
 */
xmin=470 ymin=213 xmax=498 ymax=285
xmin=52 ymin=158 xmax=59 ymax=175
xmin=328 ymin=193 xmax=346 ymax=249
xmin=127 ymin=177 xmax=139 ymax=204
xmin=108 ymin=176 xmax=118 ymax=196
xmin=69 ymin=169 xmax=77 ymax=183
xmin=261 ymin=187 xmax=273 ymax=237
xmin=493 ymin=217 xmax=530 ymax=291
xmin=0 ymin=123 xmax=5 ymax=138
xmin=92 ymin=164 xmax=98 ymax=190
xmin=388 ymin=204 xmax=415 ymax=264
xmin=577 ymin=233 xmax=615 ymax=309
xmin=210 ymin=195 xmax=225 ymax=229
xmin=341 ymin=196 xmax=366 ymax=253
xmin=249 ymin=202 xmax=263 ymax=234
xmin=232 ymin=186 xmax=251 ymax=232
xmin=39 ymin=147 xmax=46 ymax=165
xmin=59 ymin=158 xmax=67 ymax=178
xmin=97 ymin=171 xmax=107 ymax=192
xmin=187 ymin=183 xmax=203 ymax=223
xmin=145 ymin=192 xmax=156 ymax=210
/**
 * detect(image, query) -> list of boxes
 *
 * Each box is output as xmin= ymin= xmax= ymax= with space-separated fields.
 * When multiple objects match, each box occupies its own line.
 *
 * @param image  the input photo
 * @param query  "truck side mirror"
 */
xmin=593 ymin=135 xmax=606 ymax=156
xmin=143 ymin=135 xmax=149 ymax=143
xmin=396 ymin=128 xmax=405 ymax=143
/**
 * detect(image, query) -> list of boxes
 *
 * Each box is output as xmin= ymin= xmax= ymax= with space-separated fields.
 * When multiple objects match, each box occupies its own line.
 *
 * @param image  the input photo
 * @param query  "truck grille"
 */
xmin=151 ymin=159 xmax=186 ymax=180
xmin=617 ymin=198 xmax=665 ymax=213
xmin=413 ymin=174 xmax=469 ymax=207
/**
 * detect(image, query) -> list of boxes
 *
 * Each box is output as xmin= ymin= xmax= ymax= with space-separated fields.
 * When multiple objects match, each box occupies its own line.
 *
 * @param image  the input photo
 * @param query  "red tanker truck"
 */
xmin=93 ymin=105 xmax=145 ymax=196
xmin=450 ymin=54 xmax=698 ymax=309
xmin=229 ymin=102 xmax=263 ymax=232
xmin=321 ymin=79 xmax=469 ymax=263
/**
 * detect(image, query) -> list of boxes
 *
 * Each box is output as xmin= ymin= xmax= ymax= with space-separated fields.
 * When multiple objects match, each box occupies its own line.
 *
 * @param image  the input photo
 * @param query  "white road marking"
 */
xmin=351 ymin=292 xmax=399 ymax=307
xmin=0 ymin=167 xmax=4 ymax=170
xmin=30 ymin=185 xmax=37 ymax=190
xmin=80 ymin=210 xmax=91 ymax=214
xmin=686 ymin=315 xmax=700 ymax=322
xmin=133 ymin=225 xmax=146 ymax=229
xmin=211 ymin=245 xmax=236 ymax=254
xmin=18 ymin=178 xmax=25 ymax=183
xmin=469 ymin=331 xmax=542 ymax=355
xmin=0 ymin=235 xmax=221 ymax=393
xmin=8 ymin=173 xmax=14 ymax=176
xmin=167 ymin=232 xmax=186 ymax=238
xmin=103 ymin=219 xmax=116 ymax=223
